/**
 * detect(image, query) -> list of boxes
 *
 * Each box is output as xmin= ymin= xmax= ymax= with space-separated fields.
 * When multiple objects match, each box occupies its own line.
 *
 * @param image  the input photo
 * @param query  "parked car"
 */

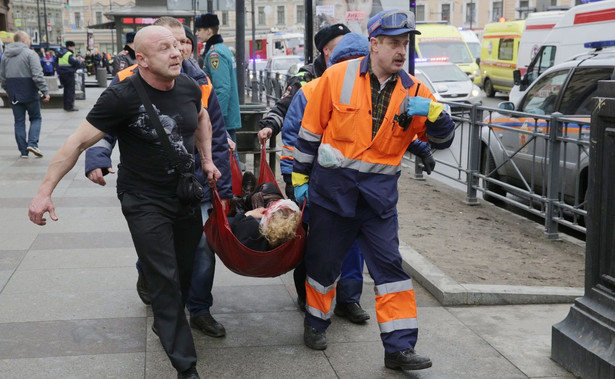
xmin=414 ymin=60 xmax=484 ymax=113
xmin=266 ymin=55 xmax=303 ymax=77
xmin=247 ymin=58 xmax=267 ymax=81
xmin=480 ymin=43 xmax=615 ymax=215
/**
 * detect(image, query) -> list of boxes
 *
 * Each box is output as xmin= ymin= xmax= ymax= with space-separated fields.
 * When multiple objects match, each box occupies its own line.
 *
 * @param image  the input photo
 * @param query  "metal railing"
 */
xmin=410 ymin=102 xmax=589 ymax=239
xmin=244 ymin=77 xmax=589 ymax=239
xmin=245 ymin=69 xmax=291 ymax=106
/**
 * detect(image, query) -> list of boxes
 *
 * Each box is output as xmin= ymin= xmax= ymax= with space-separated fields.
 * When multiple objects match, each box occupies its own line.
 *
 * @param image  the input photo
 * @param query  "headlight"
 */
xmin=474 ymin=69 xmax=481 ymax=77
xmin=471 ymin=85 xmax=481 ymax=97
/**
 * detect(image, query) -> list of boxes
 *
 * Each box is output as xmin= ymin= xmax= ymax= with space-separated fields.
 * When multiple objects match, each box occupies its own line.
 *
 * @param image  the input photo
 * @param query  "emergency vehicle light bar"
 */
xmin=584 ymin=40 xmax=615 ymax=49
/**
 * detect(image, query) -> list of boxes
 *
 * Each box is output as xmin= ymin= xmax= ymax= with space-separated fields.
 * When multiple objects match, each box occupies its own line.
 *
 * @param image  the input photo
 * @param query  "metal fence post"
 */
xmin=465 ymin=104 xmax=481 ymax=205
xmin=552 ymin=80 xmax=615 ymax=379
xmin=545 ymin=112 xmax=562 ymax=240
xmin=412 ymin=158 xmax=425 ymax=180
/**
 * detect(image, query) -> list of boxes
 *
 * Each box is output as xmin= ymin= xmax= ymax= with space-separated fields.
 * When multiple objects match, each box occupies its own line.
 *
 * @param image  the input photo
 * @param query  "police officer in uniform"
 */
xmin=57 ymin=41 xmax=83 ymax=112
xmin=112 ymin=32 xmax=137 ymax=76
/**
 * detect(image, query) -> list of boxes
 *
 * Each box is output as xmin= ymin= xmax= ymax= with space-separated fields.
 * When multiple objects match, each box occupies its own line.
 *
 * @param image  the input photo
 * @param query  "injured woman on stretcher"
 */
xmin=227 ymin=182 xmax=302 ymax=251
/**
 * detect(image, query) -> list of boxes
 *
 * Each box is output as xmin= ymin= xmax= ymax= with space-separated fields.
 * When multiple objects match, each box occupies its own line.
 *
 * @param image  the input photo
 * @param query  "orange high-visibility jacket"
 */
xmin=293 ymin=56 xmax=454 ymax=217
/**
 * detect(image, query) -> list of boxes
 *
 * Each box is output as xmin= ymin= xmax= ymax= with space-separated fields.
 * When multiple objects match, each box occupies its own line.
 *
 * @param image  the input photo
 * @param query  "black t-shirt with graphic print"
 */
xmin=86 ymin=73 xmax=202 ymax=197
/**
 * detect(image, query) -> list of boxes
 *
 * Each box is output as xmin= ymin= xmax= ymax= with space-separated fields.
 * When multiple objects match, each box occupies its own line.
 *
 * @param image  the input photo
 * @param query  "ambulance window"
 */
xmin=527 ymin=46 xmax=556 ymax=83
xmin=519 ymin=69 xmax=569 ymax=115
xmin=497 ymin=38 xmax=514 ymax=61
xmin=559 ymin=67 xmax=614 ymax=115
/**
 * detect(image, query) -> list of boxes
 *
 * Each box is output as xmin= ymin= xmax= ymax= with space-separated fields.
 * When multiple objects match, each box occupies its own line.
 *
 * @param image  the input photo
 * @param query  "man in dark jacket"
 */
xmin=257 ymin=23 xmax=351 ymax=198
xmin=112 ymin=32 xmax=137 ymax=76
xmin=57 ymin=40 xmax=83 ymax=111
xmin=0 ymin=31 xmax=50 ymax=158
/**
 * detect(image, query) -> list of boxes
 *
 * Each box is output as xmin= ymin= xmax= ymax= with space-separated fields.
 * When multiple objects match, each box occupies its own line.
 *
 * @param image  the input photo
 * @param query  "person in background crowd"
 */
xmin=57 ymin=40 xmax=84 ymax=112
xmin=112 ymin=32 xmax=137 ymax=76
xmin=293 ymin=9 xmax=454 ymax=371
xmin=194 ymin=13 xmax=242 ymax=167
xmin=40 ymin=49 xmax=56 ymax=76
xmin=0 ymin=31 xmax=50 ymax=158
xmin=85 ymin=50 xmax=95 ymax=76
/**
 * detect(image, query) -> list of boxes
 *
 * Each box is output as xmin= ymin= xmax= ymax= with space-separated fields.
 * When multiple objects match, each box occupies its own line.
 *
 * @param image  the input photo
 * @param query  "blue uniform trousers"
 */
xmin=304 ymin=198 xmax=418 ymax=353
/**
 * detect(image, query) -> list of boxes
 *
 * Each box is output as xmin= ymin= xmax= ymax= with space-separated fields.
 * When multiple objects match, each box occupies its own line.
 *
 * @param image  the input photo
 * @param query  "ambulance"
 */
xmin=415 ymin=23 xmax=481 ymax=86
xmin=479 ymin=20 xmax=525 ymax=97
xmin=511 ymin=0 xmax=615 ymax=102
xmin=516 ymin=10 xmax=566 ymax=77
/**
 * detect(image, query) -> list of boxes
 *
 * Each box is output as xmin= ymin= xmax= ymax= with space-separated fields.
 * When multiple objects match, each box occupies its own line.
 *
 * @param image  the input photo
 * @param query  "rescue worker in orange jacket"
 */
xmin=292 ymin=10 xmax=455 ymax=371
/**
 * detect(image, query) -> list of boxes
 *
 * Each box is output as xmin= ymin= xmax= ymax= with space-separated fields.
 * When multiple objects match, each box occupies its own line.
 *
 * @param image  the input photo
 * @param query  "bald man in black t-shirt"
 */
xmin=28 ymin=25 xmax=219 ymax=379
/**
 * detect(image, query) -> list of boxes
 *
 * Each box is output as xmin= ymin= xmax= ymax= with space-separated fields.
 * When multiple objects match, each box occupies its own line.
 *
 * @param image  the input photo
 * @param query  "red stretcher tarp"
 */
xmin=204 ymin=146 xmax=305 ymax=277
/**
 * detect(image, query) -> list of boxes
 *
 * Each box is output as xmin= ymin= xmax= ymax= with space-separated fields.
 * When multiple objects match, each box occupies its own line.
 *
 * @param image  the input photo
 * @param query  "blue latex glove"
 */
xmin=407 ymin=96 xmax=432 ymax=117
xmin=294 ymin=183 xmax=309 ymax=205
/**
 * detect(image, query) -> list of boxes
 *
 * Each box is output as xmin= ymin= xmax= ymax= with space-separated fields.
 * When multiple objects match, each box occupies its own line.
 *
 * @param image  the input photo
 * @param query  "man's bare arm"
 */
xmin=28 ymin=120 xmax=106 ymax=225
xmin=194 ymin=107 xmax=221 ymax=185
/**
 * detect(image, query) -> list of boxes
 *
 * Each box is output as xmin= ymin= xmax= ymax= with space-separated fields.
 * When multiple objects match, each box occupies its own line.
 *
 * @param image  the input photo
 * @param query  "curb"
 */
xmin=399 ymin=241 xmax=583 ymax=306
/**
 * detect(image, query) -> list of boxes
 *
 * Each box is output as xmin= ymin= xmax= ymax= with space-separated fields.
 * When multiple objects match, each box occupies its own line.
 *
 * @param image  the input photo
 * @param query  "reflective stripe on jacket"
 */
xmin=293 ymin=55 xmax=455 ymax=217
xmin=280 ymin=78 xmax=320 ymax=175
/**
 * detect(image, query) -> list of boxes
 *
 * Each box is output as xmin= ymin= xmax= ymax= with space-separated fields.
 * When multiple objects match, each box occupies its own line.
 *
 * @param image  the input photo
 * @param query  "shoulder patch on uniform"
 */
xmin=210 ymin=57 xmax=220 ymax=70
xmin=209 ymin=52 xmax=219 ymax=58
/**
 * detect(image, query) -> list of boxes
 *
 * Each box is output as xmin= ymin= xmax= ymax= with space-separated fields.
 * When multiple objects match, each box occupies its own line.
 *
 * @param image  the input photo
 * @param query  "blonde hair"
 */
xmin=259 ymin=207 xmax=301 ymax=247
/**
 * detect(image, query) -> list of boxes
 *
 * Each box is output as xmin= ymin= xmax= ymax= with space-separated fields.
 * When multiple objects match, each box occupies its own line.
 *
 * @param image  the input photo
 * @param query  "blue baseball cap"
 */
xmin=367 ymin=10 xmax=420 ymax=39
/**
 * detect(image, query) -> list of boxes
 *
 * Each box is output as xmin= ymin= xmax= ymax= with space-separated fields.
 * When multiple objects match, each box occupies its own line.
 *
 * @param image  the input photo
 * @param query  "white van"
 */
xmin=511 ymin=0 xmax=615 ymax=102
xmin=516 ymin=10 xmax=566 ymax=77
xmin=459 ymin=29 xmax=481 ymax=60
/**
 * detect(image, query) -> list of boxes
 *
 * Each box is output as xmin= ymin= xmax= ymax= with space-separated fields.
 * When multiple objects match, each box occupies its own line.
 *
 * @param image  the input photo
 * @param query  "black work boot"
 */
xmin=334 ymin=302 xmax=370 ymax=323
xmin=136 ymin=270 xmax=151 ymax=305
xmin=190 ymin=313 xmax=226 ymax=338
xmin=177 ymin=365 xmax=200 ymax=379
xmin=384 ymin=348 xmax=432 ymax=371
xmin=303 ymin=320 xmax=327 ymax=350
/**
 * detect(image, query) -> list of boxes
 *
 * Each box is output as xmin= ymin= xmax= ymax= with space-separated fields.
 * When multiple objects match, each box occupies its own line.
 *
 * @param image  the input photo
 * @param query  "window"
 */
xmin=519 ymin=69 xmax=569 ymax=115
xmin=258 ymin=7 xmax=265 ymax=25
xmin=466 ymin=2 xmax=475 ymax=24
xmin=296 ymin=5 xmax=304 ymax=24
xmin=560 ymin=67 xmax=614 ymax=115
xmin=497 ymin=38 xmax=514 ymax=61
xmin=96 ymin=11 xmax=102 ymax=25
xmin=441 ymin=4 xmax=450 ymax=22
xmin=492 ymin=1 xmax=503 ymax=21
xmin=221 ymin=11 xmax=228 ymax=26
xmin=416 ymin=5 xmax=425 ymax=21
xmin=526 ymin=45 xmax=557 ymax=83
xmin=277 ymin=6 xmax=285 ymax=25
xmin=74 ymin=12 xmax=81 ymax=29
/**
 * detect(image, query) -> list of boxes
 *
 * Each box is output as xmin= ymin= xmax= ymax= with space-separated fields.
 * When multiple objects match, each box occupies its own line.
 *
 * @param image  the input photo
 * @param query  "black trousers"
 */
xmin=59 ymin=72 xmax=75 ymax=110
xmin=119 ymin=192 xmax=202 ymax=372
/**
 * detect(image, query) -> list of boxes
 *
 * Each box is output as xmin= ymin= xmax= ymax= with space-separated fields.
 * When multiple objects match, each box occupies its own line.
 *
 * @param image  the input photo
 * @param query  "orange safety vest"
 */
xmin=301 ymin=57 xmax=434 ymax=173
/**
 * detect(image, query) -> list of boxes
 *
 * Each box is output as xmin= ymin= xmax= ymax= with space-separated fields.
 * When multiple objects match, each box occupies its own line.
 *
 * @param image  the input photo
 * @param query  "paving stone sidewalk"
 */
xmin=0 ymin=87 xmax=575 ymax=378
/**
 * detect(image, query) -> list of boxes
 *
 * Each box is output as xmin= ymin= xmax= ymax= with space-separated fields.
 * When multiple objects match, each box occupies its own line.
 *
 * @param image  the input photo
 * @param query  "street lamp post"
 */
xmin=36 ymin=0 xmax=43 ymax=45
xmin=250 ymin=0 xmax=257 ymax=103
xmin=42 ymin=0 xmax=50 ymax=49
xmin=110 ymin=0 xmax=114 ymax=54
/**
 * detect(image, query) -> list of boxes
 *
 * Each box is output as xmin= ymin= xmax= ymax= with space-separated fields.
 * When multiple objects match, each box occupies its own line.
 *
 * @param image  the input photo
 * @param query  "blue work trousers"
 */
xmin=185 ymin=201 xmax=216 ymax=317
xmin=304 ymin=199 xmax=418 ymax=353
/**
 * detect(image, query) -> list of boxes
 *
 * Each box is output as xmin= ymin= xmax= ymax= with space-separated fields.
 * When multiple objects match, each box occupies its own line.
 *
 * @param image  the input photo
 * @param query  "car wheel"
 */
xmin=484 ymin=78 xmax=496 ymax=98
xmin=481 ymin=147 xmax=506 ymax=203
